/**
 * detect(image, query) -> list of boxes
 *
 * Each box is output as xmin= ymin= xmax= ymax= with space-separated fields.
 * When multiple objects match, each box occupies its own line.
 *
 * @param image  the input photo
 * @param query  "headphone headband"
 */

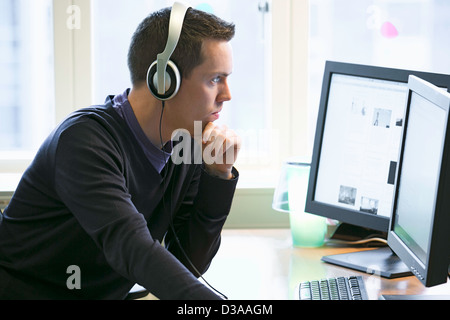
xmin=156 ymin=2 xmax=189 ymax=95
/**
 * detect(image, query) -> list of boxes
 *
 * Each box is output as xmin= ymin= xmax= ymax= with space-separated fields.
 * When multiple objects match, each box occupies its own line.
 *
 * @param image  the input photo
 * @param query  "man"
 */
xmin=0 ymin=5 xmax=239 ymax=300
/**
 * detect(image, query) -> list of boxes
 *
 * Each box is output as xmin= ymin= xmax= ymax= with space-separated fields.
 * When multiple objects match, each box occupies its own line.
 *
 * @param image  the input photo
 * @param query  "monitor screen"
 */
xmin=393 ymin=91 xmax=446 ymax=264
xmin=388 ymin=75 xmax=450 ymax=287
xmin=306 ymin=61 xmax=450 ymax=233
xmin=314 ymin=74 xmax=406 ymax=220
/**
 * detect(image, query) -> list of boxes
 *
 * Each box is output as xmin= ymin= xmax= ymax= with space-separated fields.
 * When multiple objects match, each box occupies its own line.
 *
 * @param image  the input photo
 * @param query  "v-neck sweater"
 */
xmin=0 ymin=96 xmax=238 ymax=300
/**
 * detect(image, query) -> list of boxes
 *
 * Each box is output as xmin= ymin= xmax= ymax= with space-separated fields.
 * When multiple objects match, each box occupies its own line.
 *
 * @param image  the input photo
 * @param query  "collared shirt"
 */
xmin=112 ymin=89 xmax=172 ymax=174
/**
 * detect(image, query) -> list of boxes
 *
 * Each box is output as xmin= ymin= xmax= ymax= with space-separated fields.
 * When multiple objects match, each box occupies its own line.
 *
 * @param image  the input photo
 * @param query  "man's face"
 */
xmin=167 ymin=40 xmax=233 ymax=134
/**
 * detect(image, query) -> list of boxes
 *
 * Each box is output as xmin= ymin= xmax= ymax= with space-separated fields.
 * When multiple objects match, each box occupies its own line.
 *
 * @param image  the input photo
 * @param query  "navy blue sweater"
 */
xmin=0 ymin=98 xmax=238 ymax=300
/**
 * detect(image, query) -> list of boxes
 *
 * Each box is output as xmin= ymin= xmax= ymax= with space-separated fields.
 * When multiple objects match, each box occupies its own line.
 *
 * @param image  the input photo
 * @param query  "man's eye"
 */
xmin=212 ymin=76 xmax=221 ymax=84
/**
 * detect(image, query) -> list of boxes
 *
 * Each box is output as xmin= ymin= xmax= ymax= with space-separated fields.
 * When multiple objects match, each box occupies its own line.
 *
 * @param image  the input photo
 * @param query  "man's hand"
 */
xmin=202 ymin=122 xmax=241 ymax=180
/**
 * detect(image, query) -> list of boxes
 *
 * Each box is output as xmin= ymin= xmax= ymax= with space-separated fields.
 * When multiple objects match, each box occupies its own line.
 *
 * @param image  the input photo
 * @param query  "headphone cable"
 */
xmin=158 ymin=101 xmax=228 ymax=300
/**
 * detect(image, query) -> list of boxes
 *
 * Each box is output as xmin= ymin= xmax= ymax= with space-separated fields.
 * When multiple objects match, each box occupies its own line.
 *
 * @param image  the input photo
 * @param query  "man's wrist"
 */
xmin=207 ymin=169 xmax=233 ymax=180
xmin=204 ymin=166 xmax=236 ymax=180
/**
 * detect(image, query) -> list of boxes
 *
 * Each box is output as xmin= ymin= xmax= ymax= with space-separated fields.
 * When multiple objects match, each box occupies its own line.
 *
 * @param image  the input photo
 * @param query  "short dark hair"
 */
xmin=127 ymin=7 xmax=235 ymax=87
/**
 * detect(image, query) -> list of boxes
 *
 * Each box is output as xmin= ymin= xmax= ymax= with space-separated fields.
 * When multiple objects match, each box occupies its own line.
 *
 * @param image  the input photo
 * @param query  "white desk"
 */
xmin=202 ymin=229 xmax=450 ymax=300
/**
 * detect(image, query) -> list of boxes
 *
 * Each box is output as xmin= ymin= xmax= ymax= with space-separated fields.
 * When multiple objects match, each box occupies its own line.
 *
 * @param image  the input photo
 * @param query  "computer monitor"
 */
xmin=305 ymin=61 xmax=450 ymax=277
xmin=388 ymin=75 xmax=450 ymax=288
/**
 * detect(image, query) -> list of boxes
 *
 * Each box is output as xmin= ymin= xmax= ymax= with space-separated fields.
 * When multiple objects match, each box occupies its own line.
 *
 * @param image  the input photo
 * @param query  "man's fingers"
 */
xmin=201 ymin=122 xmax=240 ymax=165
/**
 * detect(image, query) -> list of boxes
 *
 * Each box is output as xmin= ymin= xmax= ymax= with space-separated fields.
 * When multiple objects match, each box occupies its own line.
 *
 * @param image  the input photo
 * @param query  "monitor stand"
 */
xmin=323 ymin=223 xmax=412 ymax=278
xmin=329 ymin=222 xmax=387 ymax=243
xmin=322 ymin=246 xmax=412 ymax=278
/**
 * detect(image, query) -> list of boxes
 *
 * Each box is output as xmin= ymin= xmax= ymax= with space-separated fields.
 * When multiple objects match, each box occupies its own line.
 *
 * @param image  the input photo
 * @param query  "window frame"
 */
xmin=1 ymin=1 xmax=307 ymax=228
xmin=53 ymin=0 xmax=93 ymax=124
xmin=1 ymin=0 xmax=308 ymax=185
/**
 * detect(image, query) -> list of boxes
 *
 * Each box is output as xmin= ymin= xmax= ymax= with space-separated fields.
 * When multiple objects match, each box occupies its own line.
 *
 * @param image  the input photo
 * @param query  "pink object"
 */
xmin=381 ymin=21 xmax=399 ymax=39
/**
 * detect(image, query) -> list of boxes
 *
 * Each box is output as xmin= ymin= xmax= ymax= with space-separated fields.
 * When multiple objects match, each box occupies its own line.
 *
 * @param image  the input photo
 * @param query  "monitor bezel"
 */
xmin=387 ymin=75 xmax=450 ymax=287
xmin=305 ymin=61 xmax=450 ymax=233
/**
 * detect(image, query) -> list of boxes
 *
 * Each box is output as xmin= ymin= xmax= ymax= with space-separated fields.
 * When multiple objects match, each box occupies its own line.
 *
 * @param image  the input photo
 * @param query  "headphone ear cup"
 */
xmin=153 ymin=71 xmax=171 ymax=93
xmin=147 ymin=60 xmax=181 ymax=101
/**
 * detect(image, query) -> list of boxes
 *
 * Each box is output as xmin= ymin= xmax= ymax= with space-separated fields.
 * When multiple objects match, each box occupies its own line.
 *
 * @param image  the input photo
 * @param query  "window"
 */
xmin=0 ymin=1 xmax=294 ymax=226
xmin=1 ymin=1 xmax=301 ymax=184
xmin=0 ymin=0 xmax=55 ymax=156
xmin=308 ymin=0 xmax=450 ymax=150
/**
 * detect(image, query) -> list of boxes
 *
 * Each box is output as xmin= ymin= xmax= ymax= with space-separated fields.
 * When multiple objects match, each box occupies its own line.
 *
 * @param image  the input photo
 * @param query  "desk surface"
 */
xmin=202 ymin=229 xmax=450 ymax=300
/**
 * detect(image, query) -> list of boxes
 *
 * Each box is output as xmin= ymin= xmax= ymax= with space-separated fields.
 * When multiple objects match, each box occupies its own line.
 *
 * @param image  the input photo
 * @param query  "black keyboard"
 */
xmin=298 ymin=276 xmax=368 ymax=300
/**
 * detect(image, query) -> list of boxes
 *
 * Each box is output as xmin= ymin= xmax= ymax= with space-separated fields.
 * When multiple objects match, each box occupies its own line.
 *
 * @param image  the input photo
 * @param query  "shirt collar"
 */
xmin=112 ymin=89 xmax=173 ymax=173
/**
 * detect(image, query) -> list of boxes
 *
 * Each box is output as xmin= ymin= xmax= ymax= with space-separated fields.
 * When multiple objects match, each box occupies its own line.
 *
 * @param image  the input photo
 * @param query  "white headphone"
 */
xmin=147 ymin=2 xmax=189 ymax=101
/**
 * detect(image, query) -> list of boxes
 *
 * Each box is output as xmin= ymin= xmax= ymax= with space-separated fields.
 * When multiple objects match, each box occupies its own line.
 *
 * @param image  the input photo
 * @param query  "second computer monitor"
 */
xmin=306 ymin=61 xmax=450 ymax=234
xmin=388 ymin=75 xmax=450 ymax=288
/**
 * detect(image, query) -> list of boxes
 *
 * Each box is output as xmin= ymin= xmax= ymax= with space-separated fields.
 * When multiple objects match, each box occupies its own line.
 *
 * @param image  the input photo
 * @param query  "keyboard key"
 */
xmin=311 ymin=280 xmax=321 ymax=300
xmin=299 ymin=282 xmax=312 ymax=300
xmin=320 ymin=279 xmax=330 ymax=300
xmin=328 ymin=278 xmax=340 ymax=300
